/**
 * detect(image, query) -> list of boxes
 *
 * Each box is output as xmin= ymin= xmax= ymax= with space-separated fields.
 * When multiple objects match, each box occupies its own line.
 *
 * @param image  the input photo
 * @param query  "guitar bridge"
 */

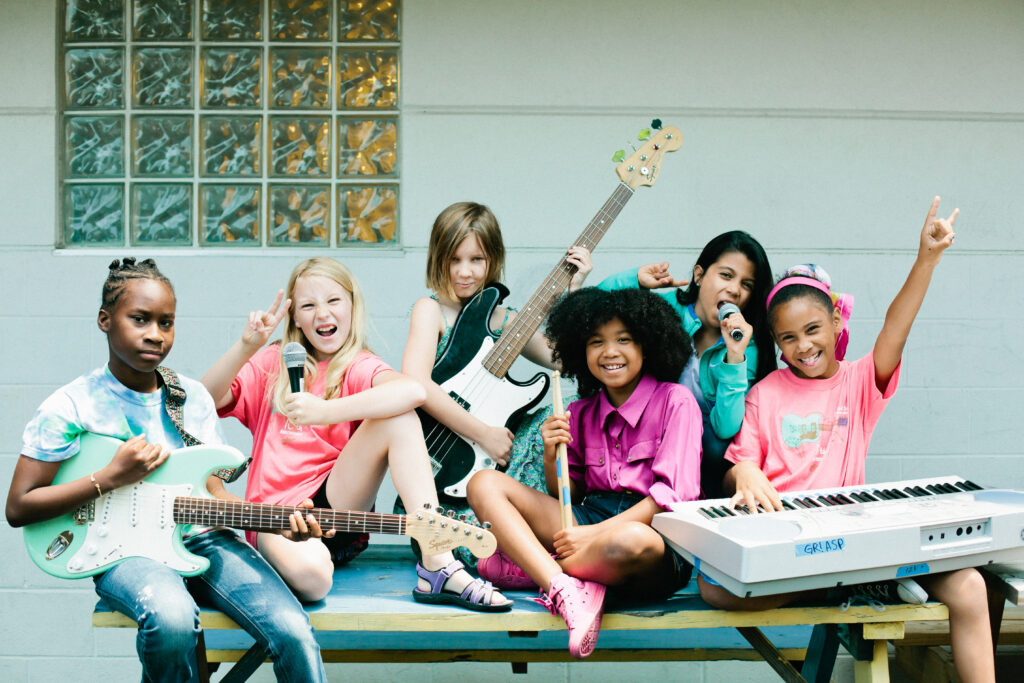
xmin=73 ymin=501 xmax=95 ymax=525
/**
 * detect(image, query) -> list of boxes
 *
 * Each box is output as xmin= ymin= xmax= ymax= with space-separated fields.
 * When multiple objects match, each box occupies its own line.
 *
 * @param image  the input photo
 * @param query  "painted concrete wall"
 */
xmin=1 ymin=1 xmax=1021 ymax=679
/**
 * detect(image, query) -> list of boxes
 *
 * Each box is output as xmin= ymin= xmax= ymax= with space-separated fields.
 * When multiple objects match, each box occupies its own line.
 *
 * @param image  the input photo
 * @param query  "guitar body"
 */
xmin=23 ymin=433 xmax=245 ymax=579
xmin=424 ymin=284 xmax=549 ymax=499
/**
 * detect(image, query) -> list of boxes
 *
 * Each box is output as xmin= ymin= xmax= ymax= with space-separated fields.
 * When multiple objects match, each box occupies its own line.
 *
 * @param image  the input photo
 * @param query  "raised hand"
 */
xmin=241 ymin=289 xmax=291 ymax=351
xmin=637 ymin=262 xmax=689 ymax=289
xmin=567 ymin=246 xmax=594 ymax=292
xmin=101 ymin=435 xmax=169 ymax=489
xmin=919 ymin=196 xmax=958 ymax=264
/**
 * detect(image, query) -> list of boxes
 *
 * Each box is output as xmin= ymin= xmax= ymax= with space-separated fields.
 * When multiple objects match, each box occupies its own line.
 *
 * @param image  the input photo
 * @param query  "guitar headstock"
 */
xmin=615 ymin=124 xmax=683 ymax=190
xmin=405 ymin=505 xmax=498 ymax=559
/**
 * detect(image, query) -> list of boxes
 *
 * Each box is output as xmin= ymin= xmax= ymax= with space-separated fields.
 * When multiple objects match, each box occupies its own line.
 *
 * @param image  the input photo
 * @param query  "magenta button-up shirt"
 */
xmin=565 ymin=374 xmax=703 ymax=510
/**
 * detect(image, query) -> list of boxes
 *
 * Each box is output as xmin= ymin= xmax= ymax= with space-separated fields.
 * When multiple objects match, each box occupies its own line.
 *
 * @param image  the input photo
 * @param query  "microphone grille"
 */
xmin=282 ymin=341 xmax=307 ymax=368
xmin=717 ymin=303 xmax=740 ymax=322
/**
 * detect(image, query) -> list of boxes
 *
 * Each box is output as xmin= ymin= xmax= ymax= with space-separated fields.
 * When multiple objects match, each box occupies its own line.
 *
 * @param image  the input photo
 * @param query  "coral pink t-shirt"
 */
xmin=724 ymin=351 xmax=900 ymax=491
xmin=219 ymin=345 xmax=391 ymax=511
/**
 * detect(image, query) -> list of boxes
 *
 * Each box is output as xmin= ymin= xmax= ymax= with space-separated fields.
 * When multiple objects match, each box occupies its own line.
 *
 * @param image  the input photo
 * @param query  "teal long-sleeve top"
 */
xmin=596 ymin=267 xmax=759 ymax=439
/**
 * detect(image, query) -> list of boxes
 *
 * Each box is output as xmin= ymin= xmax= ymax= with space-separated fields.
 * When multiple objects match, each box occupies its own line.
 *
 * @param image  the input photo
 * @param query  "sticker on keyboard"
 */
xmin=795 ymin=537 xmax=846 ymax=556
xmin=897 ymin=563 xmax=930 ymax=578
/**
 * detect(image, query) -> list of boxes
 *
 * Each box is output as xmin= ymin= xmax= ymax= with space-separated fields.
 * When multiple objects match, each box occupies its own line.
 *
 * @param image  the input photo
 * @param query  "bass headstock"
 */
xmin=406 ymin=505 xmax=498 ymax=559
xmin=615 ymin=122 xmax=683 ymax=190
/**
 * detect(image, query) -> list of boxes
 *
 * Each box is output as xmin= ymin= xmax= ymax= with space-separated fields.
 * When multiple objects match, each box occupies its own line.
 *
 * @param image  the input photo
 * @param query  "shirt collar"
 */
xmin=596 ymin=374 xmax=658 ymax=429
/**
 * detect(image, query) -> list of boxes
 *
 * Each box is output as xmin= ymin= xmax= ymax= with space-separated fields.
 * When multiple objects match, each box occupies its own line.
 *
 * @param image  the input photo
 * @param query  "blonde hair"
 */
xmin=425 ymin=202 xmax=505 ymax=301
xmin=270 ymin=257 xmax=370 ymax=413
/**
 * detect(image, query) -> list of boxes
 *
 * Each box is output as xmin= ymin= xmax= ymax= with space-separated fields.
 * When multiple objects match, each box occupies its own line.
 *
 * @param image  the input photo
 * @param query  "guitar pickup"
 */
xmin=448 ymin=392 xmax=471 ymax=410
xmin=73 ymin=501 xmax=95 ymax=525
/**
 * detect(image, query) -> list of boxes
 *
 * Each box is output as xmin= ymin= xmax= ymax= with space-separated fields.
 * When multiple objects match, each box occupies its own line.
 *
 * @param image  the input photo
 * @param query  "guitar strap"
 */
xmin=155 ymin=366 xmax=250 ymax=483
xmin=155 ymin=366 xmax=202 ymax=446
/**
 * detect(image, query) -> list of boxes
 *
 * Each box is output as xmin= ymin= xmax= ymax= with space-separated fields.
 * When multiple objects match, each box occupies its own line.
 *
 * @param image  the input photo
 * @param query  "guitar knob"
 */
xmin=85 ymin=544 xmax=98 ymax=555
xmin=96 ymin=525 xmax=109 ymax=538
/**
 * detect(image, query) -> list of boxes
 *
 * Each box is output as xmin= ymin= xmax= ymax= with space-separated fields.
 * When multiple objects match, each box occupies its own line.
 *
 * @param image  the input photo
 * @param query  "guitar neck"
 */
xmin=483 ymin=182 xmax=635 ymax=378
xmin=173 ymin=497 xmax=406 ymax=536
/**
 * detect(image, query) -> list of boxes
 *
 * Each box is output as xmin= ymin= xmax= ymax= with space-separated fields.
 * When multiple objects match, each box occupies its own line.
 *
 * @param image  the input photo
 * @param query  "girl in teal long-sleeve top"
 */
xmin=597 ymin=231 xmax=775 ymax=497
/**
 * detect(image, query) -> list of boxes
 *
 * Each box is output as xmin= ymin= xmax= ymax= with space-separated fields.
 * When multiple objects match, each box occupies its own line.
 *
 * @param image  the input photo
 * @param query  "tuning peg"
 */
xmin=434 ymin=506 xmax=444 ymax=514
xmin=447 ymin=510 xmax=456 ymax=518
xmin=482 ymin=521 xmax=492 ymax=530
xmin=611 ymin=149 xmax=625 ymax=163
xmin=423 ymin=502 xmax=431 ymax=509
xmin=458 ymin=514 xmax=467 ymax=522
xmin=637 ymin=128 xmax=651 ymax=141
xmin=651 ymin=118 xmax=663 ymax=130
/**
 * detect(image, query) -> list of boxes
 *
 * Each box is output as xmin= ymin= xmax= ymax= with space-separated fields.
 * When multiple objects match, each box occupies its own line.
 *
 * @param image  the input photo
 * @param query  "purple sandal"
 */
xmin=412 ymin=560 xmax=512 ymax=612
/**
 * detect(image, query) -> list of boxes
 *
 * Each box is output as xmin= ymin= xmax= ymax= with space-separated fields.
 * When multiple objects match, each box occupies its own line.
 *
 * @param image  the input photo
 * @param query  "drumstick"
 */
xmin=551 ymin=371 xmax=574 ymax=529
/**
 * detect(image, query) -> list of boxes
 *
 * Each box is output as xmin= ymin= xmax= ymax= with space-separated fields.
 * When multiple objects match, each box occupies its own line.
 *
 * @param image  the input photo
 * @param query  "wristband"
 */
xmin=90 ymin=472 xmax=104 ymax=498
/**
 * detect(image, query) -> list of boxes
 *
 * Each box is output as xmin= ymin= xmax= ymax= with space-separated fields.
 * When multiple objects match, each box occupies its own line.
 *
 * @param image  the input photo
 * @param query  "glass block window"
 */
xmin=60 ymin=0 xmax=400 ymax=248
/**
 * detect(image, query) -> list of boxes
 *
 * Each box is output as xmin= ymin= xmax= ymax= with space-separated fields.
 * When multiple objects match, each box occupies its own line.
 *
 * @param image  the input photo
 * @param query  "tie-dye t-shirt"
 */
xmin=724 ymin=351 xmax=900 ymax=491
xmin=21 ymin=365 xmax=224 ymax=462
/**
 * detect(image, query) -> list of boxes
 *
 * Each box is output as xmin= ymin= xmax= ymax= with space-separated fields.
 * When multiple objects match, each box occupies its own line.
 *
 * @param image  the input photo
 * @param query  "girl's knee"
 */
xmin=288 ymin=567 xmax=334 ymax=603
xmin=138 ymin=599 xmax=200 ymax=653
xmin=936 ymin=568 xmax=988 ymax=614
xmin=602 ymin=522 xmax=662 ymax=568
xmin=466 ymin=469 xmax=509 ymax=507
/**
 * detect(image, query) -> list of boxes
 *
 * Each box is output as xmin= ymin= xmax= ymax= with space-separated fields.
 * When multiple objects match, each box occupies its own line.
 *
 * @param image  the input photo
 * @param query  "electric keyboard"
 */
xmin=652 ymin=475 xmax=1024 ymax=598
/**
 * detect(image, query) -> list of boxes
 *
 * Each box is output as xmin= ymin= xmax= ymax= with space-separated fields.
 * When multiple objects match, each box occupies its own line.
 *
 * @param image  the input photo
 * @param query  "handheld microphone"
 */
xmin=282 ymin=342 xmax=306 ymax=393
xmin=717 ymin=303 xmax=744 ymax=342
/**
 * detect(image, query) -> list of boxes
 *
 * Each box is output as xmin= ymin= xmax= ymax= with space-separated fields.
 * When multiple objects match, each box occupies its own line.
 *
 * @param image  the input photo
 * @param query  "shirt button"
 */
xmin=599 ymin=458 xmax=604 ymax=464
xmin=612 ymin=474 xmax=617 ymax=480
xmin=614 ymin=443 xmax=620 ymax=449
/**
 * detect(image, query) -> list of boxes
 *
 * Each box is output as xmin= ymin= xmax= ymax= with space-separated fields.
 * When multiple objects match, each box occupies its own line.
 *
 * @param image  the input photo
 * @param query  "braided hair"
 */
xmin=100 ymin=257 xmax=174 ymax=311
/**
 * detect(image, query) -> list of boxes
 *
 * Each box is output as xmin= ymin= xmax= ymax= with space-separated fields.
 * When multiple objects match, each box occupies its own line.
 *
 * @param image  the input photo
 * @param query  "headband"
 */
xmin=766 ymin=268 xmax=854 ymax=361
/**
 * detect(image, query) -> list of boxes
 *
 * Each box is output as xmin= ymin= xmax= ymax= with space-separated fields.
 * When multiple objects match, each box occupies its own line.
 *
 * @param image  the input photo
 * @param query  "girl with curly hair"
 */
xmin=467 ymin=288 xmax=702 ymax=659
xmin=597 ymin=231 xmax=775 ymax=497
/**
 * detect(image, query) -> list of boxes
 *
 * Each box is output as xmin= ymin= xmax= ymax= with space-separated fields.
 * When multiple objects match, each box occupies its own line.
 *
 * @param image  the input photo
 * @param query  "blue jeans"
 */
xmin=94 ymin=529 xmax=326 ymax=683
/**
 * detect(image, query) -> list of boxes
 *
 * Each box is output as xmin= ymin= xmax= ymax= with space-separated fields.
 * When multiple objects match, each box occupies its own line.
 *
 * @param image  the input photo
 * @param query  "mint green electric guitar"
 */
xmin=24 ymin=433 xmax=496 ymax=579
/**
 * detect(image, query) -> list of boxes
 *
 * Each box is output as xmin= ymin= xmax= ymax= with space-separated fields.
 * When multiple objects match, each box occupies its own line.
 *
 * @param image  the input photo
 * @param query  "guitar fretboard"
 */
xmin=483 ymin=182 xmax=635 ymax=378
xmin=173 ymin=497 xmax=407 ymax=535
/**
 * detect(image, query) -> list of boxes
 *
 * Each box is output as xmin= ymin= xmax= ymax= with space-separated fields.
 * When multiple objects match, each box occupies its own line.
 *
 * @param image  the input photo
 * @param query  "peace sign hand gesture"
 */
xmin=241 ymin=289 xmax=291 ymax=351
xmin=919 ymin=196 xmax=958 ymax=265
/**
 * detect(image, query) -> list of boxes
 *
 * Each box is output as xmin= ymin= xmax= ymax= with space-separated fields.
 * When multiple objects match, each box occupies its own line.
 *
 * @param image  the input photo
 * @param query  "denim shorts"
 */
xmin=572 ymin=490 xmax=693 ymax=602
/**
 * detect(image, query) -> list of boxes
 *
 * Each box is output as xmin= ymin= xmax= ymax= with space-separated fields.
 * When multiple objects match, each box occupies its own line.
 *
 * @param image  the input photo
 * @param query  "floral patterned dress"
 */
xmin=407 ymin=297 xmax=570 ymax=568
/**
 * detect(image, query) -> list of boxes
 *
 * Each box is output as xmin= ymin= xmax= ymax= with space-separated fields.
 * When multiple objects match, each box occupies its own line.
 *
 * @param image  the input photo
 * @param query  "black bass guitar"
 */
xmin=422 ymin=124 xmax=684 ymax=498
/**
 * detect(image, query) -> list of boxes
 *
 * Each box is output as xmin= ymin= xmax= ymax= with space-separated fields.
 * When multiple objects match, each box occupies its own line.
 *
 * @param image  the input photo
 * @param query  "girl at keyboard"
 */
xmin=709 ymin=198 xmax=994 ymax=683
xmin=467 ymin=288 xmax=702 ymax=658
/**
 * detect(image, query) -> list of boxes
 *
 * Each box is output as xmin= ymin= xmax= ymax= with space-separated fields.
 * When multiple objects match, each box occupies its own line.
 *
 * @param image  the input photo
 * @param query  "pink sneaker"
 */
xmin=536 ymin=573 xmax=606 ymax=658
xmin=477 ymin=549 xmax=538 ymax=590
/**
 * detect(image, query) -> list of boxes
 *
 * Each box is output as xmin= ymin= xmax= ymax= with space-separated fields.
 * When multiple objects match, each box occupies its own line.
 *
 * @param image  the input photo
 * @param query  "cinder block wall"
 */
xmin=1 ymin=1 xmax=1021 ymax=679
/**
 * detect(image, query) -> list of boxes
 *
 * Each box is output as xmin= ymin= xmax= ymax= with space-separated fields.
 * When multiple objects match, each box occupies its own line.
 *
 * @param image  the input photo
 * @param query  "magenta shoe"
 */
xmin=536 ymin=573 xmax=606 ymax=658
xmin=477 ymin=549 xmax=538 ymax=590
